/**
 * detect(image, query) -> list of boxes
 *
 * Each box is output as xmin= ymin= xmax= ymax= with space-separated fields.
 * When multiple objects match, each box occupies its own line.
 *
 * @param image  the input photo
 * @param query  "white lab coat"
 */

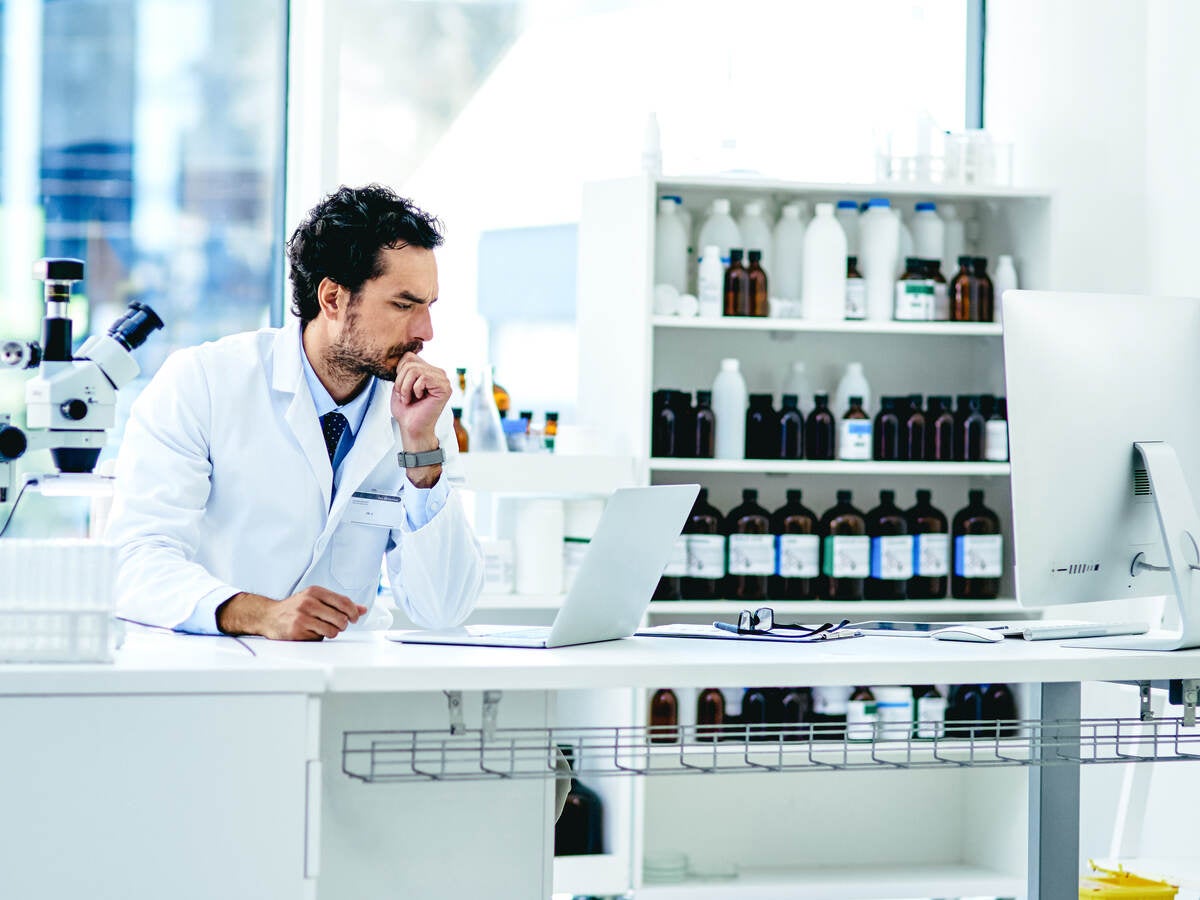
xmin=106 ymin=319 xmax=484 ymax=632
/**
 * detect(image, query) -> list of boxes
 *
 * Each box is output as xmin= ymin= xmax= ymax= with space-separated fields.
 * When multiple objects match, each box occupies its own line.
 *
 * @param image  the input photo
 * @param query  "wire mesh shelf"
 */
xmin=342 ymin=717 xmax=1200 ymax=783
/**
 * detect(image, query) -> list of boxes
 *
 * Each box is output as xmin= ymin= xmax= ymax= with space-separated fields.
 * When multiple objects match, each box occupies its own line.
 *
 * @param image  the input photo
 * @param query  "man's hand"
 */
xmin=216 ymin=587 xmax=368 ymax=641
xmin=391 ymin=352 xmax=449 ymax=488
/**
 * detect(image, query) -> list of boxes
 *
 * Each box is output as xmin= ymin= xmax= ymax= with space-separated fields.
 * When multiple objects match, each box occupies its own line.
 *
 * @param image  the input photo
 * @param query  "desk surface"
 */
xmin=4 ymin=630 xmax=1200 ymax=695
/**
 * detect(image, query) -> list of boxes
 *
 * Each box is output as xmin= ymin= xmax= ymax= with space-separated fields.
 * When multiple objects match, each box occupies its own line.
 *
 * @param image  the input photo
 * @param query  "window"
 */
xmin=0 ymin=0 xmax=287 ymax=536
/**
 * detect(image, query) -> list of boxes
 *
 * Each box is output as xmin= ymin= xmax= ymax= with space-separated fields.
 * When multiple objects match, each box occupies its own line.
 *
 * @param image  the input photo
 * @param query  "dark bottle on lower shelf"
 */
xmin=724 ymin=489 xmax=773 ymax=602
xmin=648 ymin=688 xmax=679 ymax=744
xmin=946 ymin=684 xmax=985 ymax=739
xmin=957 ymin=395 xmax=986 ymax=462
xmin=745 ymin=394 xmax=780 ymax=460
xmin=770 ymin=489 xmax=820 ymax=600
xmin=696 ymin=687 xmax=726 ymax=742
xmin=981 ymin=683 xmax=1019 ymax=738
xmin=865 ymin=490 xmax=911 ymax=600
xmin=680 ymin=489 xmax=726 ymax=600
xmin=819 ymin=490 xmax=868 ymax=601
xmin=906 ymin=489 xmax=949 ymax=599
xmin=692 ymin=390 xmax=716 ymax=459
xmin=805 ymin=393 xmax=836 ymax=460
xmin=554 ymin=745 xmax=605 ymax=856
xmin=927 ymin=395 xmax=956 ymax=462
xmin=651 ymin=389 xmax=680 ymax=458
xmin=780 ymin=687 xmax=812 ymax=740
xmin=778 ymin=394 xmax=804 ymax=459
xmin=951 ymin=489 xmax=1003 ymax=600
xmin=742 ymin=687 xmax=778 ymax=741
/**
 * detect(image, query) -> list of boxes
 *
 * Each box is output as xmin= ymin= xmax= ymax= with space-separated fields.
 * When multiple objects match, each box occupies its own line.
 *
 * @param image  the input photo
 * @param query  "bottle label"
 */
xmin=728 ymin=534 xmax=776 ymax=575
xmin=914 ymin=533 xmax=950 ymax=577
xmin=663 ymin=536 xmax=689 ymax=577
xmin=933 ymin=283 xmax=950 ymax=320
xmin=777 ymin=534 xmax=820 ymax=577
xmin=984 ymin=420 xmax=1009 ymax=461
xmin=686 ymin=534 xmax=727 ymax=578
xmin=955 ymin=534 xmax=1004 ymax=578
xmin=916 ymin=696 xmax=948 ymax=739
xmin=845 ymin=277 xmax=867 ymax=319
xmin=875 ymin=696 xmax=914 ymax=740
xmin=838 ymin=420 xmax=873 ymax=460
xmin=846 ymin=700 xmax=877 ymax=741
xmin=822 ymin=535 xmax=870 ymax=578
xmin=871 ymin=535 xmax=915 ymax=580
xmin=894 ymin=281 xmax=935 ymax=320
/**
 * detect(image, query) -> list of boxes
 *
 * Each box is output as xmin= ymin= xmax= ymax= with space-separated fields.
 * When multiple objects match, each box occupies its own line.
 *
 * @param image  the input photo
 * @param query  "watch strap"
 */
xmin=397 ymin=447 xmax=445 ymax=468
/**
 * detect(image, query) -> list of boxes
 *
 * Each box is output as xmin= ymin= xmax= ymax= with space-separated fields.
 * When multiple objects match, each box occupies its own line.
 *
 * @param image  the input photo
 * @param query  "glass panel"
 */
xmin=0 ymin=0 xmax=287 ymax=537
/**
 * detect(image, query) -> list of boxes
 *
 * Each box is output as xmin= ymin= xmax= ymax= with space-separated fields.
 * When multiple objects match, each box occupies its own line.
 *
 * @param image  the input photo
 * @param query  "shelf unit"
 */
xmin=571 ymin=173 xmax=1055 ymax=899
xmin=455 ymin=451 xmax=637 ymax=496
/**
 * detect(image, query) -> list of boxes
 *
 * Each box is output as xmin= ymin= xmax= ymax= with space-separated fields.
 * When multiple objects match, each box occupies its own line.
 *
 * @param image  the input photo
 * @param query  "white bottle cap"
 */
xmin=713 ymin=198 xmax=731 ymax=214
xmin=659 ymin=198 xmax=677 ymax=215
xmin=782 ymin=203 xmax=800 ymax=218
xmin=998 ymin=253 xmax=1014 ymax=264
xmin=815 ymin=202 xmax=834 ymax=216
xmin=720 ymin=358 xmax=740 ymax=372
xmin=745 ymin=201 xmax=762 ymax=216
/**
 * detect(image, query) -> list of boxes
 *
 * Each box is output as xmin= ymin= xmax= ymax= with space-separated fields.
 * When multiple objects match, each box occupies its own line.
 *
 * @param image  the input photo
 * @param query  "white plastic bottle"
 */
xmin=696 ymin=199 xmax=742 ymax=285
xmin=697 ymin=245 xmax=724 ymax=318
xmin=835 ymin=200 xmax=860 ymax=256
xmin=993 ymin=254 xmax=1018 ymax=322
xmin=661 ymin=195 xmax=694 ymax=292
xmin=897 ymin=213 xmax=914 ymax=277
xmin=801 ymin=202 xmax=847 ymax=321
xmin=654 ymin=198 xmax=688 ymax=294
xmin=911 ymin=201 xmax=945 ymax=261
xmin=781 ymin=361 xmax=813 ymax=410
xmin=711 ymin=358 xmax=748 ymax=460
xmin=771 ymin=203 xmax=806 ymax=305
xmin=739 ymin=201 xmax=774 ymax=277
xmin=858 ymin=198 xmax=900 ymax=321
xmin=941 ymin=204 xmax=966 ymax=282
xmin=833 ymin=362 xmax=872 ymax=424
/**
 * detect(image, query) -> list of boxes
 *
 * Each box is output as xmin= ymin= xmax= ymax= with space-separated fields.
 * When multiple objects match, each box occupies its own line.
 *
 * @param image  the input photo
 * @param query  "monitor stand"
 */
xmin=1066 ymin=442 xmax=1200 ymax=651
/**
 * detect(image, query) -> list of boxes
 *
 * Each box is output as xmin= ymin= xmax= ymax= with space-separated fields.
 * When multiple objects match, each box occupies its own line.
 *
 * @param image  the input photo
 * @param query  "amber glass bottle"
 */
xmin=778 ymin=394 xmax=804 ymax=460
xmin=747 ymin=249 xmax=769 ymax=317
xmin=451 ymin=407 xmax=469 ymax=453
xmin=723 ymin=489 xmax=773 ymax=601
xmin=906 ymin=489 xmax=949 ymax=599
xmin=819 ymin=490 xmax=868 ymax=600
xmin=865 ymin=490 xmax=911 ymax=600
xmin=649 ymin=688 xmax=679 ymax=744
xmin=544 ymin=412 xmax=558 ymax=452
xmin=951 ymin=489 xmax=1003 ymax=599
xmin=971 ymin=257 xmax=995 ymax=323
xmin=927 ymin=395 xmax=956 ymax=462
xmin=554 ymin=745 xmax=604 ymax=856
xmin=873 ymin=396 xmax=902 ymax=461
xmin=491 ymin=367 xmax=510 ymax=417
xmin=455 ymin=367 xmax=467 ymax=394
xmin=805 ymin=393 xmax=836 ymax=460
xmin=957 ymin=395 xmax=986 ymax=462
xmin=903 ymin=393 xmax=926 ymax=461
xmin=723 ymin=249 xmax=751 ymax=317
xmin=681 ymin=488 xmax=725 ymax=600
xmin=950 ymin=256 xmax=976 ymax=322
xmin=770 ymin=489 xmax=819 ymax=600
xmin=696 ymin=688 xmax=726 ymax=742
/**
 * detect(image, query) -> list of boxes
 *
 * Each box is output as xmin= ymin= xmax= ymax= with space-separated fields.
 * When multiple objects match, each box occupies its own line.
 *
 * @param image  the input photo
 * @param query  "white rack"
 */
xmin=649 ymin=458 xmax=1011 ymax=477
xmin=652 ymin=316 xmax=1004 ymax=337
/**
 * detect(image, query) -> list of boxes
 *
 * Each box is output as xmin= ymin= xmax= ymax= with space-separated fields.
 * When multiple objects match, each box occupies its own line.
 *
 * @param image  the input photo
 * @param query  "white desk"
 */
xmin=3 ymin=631 xmax=1199 ymax=900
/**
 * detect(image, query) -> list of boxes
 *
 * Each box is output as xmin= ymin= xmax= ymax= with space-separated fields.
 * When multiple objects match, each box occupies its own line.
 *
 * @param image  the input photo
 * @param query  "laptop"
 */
xmin=388 ymin=483 xmax=699 ymax=649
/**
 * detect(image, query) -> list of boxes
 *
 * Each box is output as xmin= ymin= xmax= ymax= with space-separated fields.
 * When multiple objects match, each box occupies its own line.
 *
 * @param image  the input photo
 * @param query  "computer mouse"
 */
xmin=931 ymin=625 xmax=1005 ymax=643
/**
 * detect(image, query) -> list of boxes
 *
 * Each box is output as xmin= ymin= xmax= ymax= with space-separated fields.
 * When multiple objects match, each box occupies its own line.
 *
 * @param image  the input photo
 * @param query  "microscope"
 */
xmin=0 ymin=258 xmax=163 ymax=523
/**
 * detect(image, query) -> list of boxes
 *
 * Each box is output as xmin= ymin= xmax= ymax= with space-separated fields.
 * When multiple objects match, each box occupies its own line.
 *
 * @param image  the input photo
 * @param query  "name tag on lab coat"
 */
xmin=345 ymin=491 xmax=407 ymax=528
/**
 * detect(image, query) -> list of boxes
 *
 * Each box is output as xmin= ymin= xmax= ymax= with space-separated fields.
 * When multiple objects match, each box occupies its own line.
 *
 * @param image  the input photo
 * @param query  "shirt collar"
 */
xmin=299 ymin=331 xmax=376 ymax=437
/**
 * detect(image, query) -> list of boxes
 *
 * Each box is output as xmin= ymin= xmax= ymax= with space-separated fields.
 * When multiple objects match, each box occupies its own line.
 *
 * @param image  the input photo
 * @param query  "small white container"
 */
xmin=911 ymin=201 xmax=945 ymax=261
xmin=654 ymin=198 xmax=689 ymax=294
xmin=480 ymin=538 xmax=516 ymax=594
xmin=833 ymin=362 xmax=872 ymax=423
xmin=771 ymin=203 xmax=806 ymax=303
xmin=874 ymin=686 xmax=915 ymax=740
xmin=941 ymin=204 xmax=966 ymax=286
xmin=514 ymin=500 xmax=564 ymax=595
xmin=711 ymin=358 xmax=748 ymax=460
xmin=697 ymin=244 xmax=724 ymax=317
xmin=858 ymin=199 xmax=901 ymax=321
xmin=696 ymin=199 xmax=741 ymax=283
xmin=801 ymin=202 xmax=848 ymax=321
xmin=834 ymin=200 xmax=860 ymax=256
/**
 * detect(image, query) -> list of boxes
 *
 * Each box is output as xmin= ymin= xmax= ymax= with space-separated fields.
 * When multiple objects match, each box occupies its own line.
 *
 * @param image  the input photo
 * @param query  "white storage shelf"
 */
xmin=649 ymin=458 xmax=1010 ymax=477
xmin=652 ymin=315 xmax=1004 ymax=337
xmin=455 ymin=452 xmax=637 ymax=496
xmin=655 ymin=174 xmax=1051 ymax=202
xmin=636 ymin=863 xmax=1023 ymax=900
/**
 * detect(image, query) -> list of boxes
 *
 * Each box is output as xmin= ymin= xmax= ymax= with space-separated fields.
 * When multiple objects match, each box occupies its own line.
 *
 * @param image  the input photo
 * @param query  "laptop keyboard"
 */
xmin=480 ymin=627 xmax=548 ymax=638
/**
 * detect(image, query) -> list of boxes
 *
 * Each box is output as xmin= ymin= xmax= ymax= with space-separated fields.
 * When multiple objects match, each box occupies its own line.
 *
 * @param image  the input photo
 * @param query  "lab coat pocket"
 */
xmin=329 ymin=522 xmax=389 ymax=591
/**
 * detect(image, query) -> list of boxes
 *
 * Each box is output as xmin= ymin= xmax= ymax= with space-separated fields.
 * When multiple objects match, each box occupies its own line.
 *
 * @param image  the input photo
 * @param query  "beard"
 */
xmin=326 ymin=314 xmax=423 ymax=382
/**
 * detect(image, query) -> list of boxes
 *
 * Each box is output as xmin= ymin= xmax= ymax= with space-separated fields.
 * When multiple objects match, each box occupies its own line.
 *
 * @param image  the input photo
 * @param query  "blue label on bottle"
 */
xmin=871 ymin=536 xmax=914 ymax=580
xmin=954 ymin=534 xmax=1004 ymax=577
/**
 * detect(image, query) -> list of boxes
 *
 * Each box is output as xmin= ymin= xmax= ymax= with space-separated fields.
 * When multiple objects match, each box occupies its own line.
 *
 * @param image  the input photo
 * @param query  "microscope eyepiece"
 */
xmin=108 ymin=301 xmax=164 ymax=352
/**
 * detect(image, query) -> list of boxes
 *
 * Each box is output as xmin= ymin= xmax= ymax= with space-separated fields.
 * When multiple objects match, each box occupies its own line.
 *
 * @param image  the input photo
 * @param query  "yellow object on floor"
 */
xmin=1081 ymin=860 xmax=1179 ymax=898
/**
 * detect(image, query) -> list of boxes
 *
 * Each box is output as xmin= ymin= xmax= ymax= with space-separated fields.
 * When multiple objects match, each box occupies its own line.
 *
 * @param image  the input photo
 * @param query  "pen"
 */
xmin=713 ymin=621 xmax=740 ymax=635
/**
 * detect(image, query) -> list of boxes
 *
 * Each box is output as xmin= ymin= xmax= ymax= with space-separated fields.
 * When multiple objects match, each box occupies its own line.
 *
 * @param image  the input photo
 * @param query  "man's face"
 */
xmin=326 ymin=244 xmax=438 ymax=382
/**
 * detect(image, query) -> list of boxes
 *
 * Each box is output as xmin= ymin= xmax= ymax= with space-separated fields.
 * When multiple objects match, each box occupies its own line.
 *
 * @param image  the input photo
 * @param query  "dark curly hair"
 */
xmin=287 ymin=184 xmax=444 ymax=326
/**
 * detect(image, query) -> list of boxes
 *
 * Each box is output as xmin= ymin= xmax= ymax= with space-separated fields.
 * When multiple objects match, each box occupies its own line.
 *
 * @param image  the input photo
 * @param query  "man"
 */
xmin=107 ymin=185 xmax=484 ymax=639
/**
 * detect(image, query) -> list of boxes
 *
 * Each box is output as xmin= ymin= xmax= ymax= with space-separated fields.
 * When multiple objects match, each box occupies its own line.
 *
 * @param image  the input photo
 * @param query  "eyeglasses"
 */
xmin=734 ymin=607 xmax=851 ymax=637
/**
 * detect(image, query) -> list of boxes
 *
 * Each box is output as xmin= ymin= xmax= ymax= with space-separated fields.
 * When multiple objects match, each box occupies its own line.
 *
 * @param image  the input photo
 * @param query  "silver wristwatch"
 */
xmin=397 ymin=447 xmax=445 ymax=468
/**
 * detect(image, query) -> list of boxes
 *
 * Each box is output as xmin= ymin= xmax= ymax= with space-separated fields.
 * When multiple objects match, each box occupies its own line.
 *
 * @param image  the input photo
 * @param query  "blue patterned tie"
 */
xmin=320 ymin=411 xmax=348 ymax=464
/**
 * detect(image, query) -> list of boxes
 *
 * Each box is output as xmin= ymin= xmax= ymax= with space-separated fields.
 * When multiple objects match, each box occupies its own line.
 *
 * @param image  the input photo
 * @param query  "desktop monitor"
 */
xmin=1004 ymin=290 xmax=1200 ymax=650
